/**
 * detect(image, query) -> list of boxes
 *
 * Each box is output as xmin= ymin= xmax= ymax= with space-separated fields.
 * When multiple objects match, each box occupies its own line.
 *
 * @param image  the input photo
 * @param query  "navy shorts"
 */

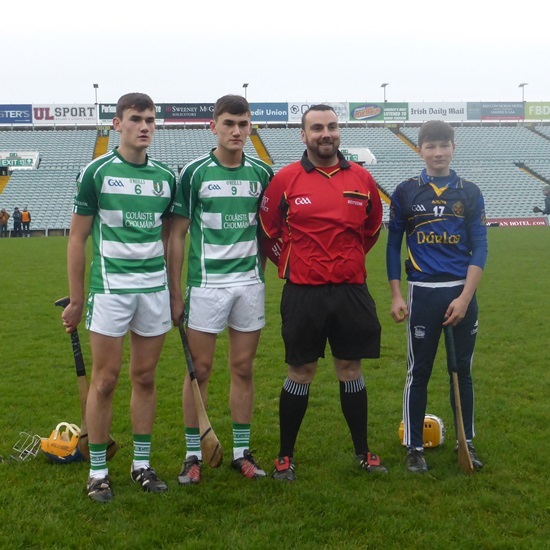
xmin=280 ymin=282 xmax=381 ymax=366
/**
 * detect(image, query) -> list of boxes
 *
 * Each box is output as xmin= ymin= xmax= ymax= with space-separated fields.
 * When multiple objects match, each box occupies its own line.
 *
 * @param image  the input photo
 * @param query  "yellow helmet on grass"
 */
xmin=41 ymin=422 xmax=84 ymax=463
xmin=398 ymin=414 xmax=445 ymax=448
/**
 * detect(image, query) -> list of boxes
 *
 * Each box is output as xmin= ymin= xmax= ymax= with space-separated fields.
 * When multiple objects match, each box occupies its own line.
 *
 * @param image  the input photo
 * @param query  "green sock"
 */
xmin=233 ymin=423 xmax=251 ymax=459
xmin=89 ymin=442 xmax=108 ymax=478
xmin=133 ymin=434 xmax=152 ymax=470
xmin=185 ymin=427 xmax=201 ymax=459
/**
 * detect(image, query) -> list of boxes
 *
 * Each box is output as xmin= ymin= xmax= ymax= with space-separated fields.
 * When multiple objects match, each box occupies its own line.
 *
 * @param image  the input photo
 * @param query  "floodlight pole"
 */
xmin=93 ymin=83 xmax=99 ymax=127
xmin=242 ymin=83 xmax=249 ymax=99
xmin=518 ymin=82 xmax=528 ymax=103
xmin=381 ymin=82 xmax=389 ymax=103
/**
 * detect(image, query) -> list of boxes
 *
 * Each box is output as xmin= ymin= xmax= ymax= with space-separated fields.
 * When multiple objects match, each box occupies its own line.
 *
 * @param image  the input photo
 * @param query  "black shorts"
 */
xmin=280 ymin=282 xmax=381 ymax=366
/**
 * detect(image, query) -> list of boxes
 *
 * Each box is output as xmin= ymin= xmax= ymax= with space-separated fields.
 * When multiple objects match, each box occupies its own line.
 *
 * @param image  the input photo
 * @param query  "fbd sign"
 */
xmin=525 ymin=102 xmax=550 ymax=120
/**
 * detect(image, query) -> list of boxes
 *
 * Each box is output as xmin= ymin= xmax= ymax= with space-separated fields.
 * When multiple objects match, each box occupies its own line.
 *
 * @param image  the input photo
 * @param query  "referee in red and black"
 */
xmin=259 ymin=104 xmax=387 ymax=481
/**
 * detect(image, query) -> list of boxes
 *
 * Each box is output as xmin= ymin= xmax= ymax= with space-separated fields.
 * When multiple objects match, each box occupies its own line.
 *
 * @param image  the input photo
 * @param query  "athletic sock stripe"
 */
xmin=343 ymin=376 xmax=365 ymax=393
xmin=186 ymin=433 xmax=201 ymax=452
xmin=89 ymin=451 xmax=107 ymax=469
xmin=283 ymin=377 xmax=310 ymax=396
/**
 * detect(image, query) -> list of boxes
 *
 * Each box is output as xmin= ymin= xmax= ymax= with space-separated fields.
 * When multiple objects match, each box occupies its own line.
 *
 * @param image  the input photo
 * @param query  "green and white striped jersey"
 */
xmin=171 ymin=150 xmax=273 ymax=288
xmin=73 ymin=147 xmax=176 ymax=294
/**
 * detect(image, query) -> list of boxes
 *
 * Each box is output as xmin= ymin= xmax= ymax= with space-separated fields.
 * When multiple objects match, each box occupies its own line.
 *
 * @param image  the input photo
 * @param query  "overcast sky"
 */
xmin=3 ymin=0 xmax=548 ymax=105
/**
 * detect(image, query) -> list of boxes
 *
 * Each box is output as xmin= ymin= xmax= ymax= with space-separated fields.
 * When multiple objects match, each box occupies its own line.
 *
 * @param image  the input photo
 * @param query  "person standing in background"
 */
xmin=0 ymin=208 xmax=9 ymax=237
xmin=21 ymin=207 xmax=31 ymax=237
xmin=12 ymin=207 xmax=22 ymax=237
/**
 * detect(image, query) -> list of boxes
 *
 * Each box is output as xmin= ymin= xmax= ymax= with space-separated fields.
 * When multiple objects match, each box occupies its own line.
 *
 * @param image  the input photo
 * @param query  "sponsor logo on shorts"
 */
xmin=295 ymin=197 xmax=312 ymax=205
xmin=414 ymin=325 xmax=426 ymax=339
xmin=471 ymin=320 xmax=478 ymax=335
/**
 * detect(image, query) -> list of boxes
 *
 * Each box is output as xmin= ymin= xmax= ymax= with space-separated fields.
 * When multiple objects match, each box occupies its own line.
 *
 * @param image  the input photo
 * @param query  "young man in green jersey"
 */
xmin=168 ymin=95 xmax=273 ymax=484
xmin=62 ymin=93 xmax=176 ymax=502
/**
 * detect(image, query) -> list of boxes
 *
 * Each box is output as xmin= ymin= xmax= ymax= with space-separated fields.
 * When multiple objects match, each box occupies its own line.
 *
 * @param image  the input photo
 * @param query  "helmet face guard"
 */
xmin=10 ymin=432 xmax=42 ymax=462
xmin=41 ymin=422 xmax=84 ymax=464
xmin=399 ymin=415 xmax=445 ymax=448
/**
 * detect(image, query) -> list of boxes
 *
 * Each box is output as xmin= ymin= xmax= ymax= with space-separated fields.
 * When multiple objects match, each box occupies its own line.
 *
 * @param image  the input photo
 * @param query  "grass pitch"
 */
xmin=0 ymin=227 xmax=549 ymax=549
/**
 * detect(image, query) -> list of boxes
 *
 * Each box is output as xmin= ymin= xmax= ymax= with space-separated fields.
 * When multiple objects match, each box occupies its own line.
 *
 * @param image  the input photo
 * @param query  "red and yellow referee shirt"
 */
xmin=259 ymin=151 xmax=382 ymax=285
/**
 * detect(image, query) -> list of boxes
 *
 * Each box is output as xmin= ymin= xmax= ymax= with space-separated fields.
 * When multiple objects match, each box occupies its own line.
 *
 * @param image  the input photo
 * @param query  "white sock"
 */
xmin=89 ymin=468 xmax=108 ymax=479
xmin=233 ymin=447 xmax=247 ymax=460
xmin=132 ymin=460 xmax=150 ymax=471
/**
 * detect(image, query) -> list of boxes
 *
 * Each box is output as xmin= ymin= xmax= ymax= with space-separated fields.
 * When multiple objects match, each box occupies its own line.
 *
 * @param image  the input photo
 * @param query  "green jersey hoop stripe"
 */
xmin=103 ymin=256 xmax=165 ymax=273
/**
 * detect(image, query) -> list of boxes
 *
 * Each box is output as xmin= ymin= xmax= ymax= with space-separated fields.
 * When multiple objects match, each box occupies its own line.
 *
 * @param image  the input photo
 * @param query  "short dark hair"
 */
xmin=213 ymin=95 xmax=250 ymax=120
xmin=116 ymin=93 xmax=155 ymax=119
xmin=301 ymin=104 xmax=336 ymax=129
xmin=418 ymin=120 xmax=455 ymax=147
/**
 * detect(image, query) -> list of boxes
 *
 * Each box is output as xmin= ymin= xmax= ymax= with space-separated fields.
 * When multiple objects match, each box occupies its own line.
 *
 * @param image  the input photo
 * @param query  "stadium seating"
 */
xmin=1 ymin=168 xmax=77 ymax=230
xmin=1 ymin=124 xmax=549 ymax=233
xmin=0 ymin=129 xmax=96 ymax=169
xmin=401 ymin=126 xmax=550 ymax=162
xmin=108 ymin=128 xmax=258 ymax=173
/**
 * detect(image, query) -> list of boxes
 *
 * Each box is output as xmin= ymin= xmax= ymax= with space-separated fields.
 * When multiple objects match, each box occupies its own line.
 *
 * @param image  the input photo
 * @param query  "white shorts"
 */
xmin=186 ymin=284 xmax=265 ymax=334
xmin=86 ymin=290 xmax=172 ymax=337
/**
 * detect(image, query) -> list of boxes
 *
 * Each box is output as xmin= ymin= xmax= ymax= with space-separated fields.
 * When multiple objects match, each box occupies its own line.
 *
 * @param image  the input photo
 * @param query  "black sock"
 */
xmin=340 ymin=376 xmax=368 ymax=455
xmin=278 ymin=377 xmax=310 ymax=458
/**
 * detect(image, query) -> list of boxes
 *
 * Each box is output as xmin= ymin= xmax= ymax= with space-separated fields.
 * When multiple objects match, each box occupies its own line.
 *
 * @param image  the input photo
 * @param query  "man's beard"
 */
xmin=309 ymin=139 xmax=339 ymax=159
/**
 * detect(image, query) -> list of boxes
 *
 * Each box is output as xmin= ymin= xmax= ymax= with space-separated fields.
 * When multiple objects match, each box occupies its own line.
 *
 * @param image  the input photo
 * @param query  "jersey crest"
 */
xmin=452 ymin=201 xmax=464 ymax=216
xmin=153 ymin=181 xmax=164 ymax=196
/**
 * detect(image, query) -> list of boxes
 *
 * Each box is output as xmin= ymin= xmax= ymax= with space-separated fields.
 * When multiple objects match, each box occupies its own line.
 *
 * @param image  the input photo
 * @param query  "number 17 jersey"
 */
xmin=388 ymin=169 xmax=487 ymax=282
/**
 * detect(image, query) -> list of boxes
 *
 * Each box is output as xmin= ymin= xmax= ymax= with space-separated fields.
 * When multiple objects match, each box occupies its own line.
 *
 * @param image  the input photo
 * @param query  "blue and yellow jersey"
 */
xmin=387 ymin=169 xmax=487 ymax=282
